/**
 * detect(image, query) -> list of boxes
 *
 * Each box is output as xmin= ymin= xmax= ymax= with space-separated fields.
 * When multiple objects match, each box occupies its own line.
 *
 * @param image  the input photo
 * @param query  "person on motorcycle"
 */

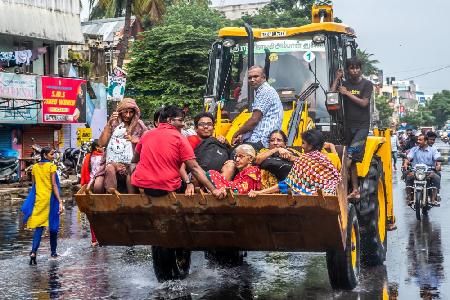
xmin=402 ymin=128 xmax=417 ymax=152
xmin=427 ymin=131 xmax=438 ymax=148
xmin=402 ymin=134 xmax=442 ymax=206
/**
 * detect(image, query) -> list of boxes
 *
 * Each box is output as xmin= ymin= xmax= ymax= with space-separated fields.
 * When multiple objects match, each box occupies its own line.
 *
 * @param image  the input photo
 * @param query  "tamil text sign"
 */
xmin=0 ymin=73 xmax=36 ymax=100
xmin=42 ymin=76 xmax=87 ymax=124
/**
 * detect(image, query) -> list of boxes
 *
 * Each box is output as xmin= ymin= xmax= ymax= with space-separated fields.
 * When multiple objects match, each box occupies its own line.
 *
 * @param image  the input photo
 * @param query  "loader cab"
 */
xmin=204 ymin=25 xmax=358 ymax=144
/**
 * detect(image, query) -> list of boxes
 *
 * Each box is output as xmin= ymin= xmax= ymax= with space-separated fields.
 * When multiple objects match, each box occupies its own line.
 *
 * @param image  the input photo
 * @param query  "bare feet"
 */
xmin=347 ymin=190 xmax=360 ymax=200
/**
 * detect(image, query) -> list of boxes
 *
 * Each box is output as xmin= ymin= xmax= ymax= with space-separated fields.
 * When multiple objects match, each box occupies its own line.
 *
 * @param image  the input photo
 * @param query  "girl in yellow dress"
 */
xmin=21 ymin=147 xmax=64 ymax=265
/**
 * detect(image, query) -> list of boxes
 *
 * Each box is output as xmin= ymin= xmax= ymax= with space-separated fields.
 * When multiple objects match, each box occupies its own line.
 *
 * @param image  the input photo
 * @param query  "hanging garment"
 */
xmin=15 ymin=50 xmax=32 ymax=65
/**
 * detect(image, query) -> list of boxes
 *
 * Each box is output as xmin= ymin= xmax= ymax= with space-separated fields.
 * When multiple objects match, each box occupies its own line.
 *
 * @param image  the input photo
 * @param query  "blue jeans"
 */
xmin=31 ymin=227 xmax=58 ymax=255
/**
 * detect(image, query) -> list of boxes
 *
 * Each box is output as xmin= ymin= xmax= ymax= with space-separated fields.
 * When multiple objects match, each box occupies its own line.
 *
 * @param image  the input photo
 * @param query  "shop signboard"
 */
xmin=0 ymin=73 xmax=36 ymax=100
xmin=107 ymin=67 xmax=126 ymax=102
xmin=0 ymin=99 xmax=39 ymax=124
xmin=76 ymin=127 xmax=92 ymax=147
xmin=41 ymin=76 xmax=87 ymax=124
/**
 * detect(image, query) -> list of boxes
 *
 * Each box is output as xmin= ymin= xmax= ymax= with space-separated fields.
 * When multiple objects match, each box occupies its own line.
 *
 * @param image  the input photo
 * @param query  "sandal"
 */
xmin=91 ymin=241 xmax=99 ymax=247
xmin=29 ymin=252 xmax=37 ymax=265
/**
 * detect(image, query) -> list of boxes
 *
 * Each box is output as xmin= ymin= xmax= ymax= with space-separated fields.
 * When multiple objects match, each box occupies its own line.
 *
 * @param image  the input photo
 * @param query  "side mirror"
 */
xmin=436 ymin=157 xmax=445 ymax=163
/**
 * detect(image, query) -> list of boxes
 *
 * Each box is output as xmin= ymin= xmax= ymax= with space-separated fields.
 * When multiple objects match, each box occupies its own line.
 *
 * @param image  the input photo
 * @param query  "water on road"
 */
xmin=1 ymin=151 xmax=450 ymax=299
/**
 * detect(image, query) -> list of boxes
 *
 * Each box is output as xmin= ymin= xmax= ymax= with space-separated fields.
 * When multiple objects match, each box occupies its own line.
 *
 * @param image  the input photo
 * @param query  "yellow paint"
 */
xmin=218 ymin=22 xmax=356 ymax=40
xmin=351 ymin=224 xmax=357 ymax=269
xmin=378 ymin=178 xmax=386 ymax=243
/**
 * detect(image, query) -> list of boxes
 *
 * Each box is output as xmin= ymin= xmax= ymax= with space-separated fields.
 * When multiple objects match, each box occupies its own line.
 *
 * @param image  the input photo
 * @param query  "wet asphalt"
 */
xmin=1 ymin=141 xmax=450 ymax=299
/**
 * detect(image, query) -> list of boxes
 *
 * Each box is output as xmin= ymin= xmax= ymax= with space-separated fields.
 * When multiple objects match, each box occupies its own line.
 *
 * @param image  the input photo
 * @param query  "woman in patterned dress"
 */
xmin=207 ymin=144 xmax=261 ymax=194
xmin=249 ymin=129 xmax=341 ymax=197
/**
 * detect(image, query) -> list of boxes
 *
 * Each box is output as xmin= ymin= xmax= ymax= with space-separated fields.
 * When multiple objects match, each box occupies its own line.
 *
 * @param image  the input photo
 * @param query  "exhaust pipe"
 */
xmin=244 ymin=23 xmax=255 ymax=104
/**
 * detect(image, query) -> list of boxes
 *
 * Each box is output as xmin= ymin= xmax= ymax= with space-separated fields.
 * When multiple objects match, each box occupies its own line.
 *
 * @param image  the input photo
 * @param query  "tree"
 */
xmin=89 ymin=0 xmax=166 ymax=67
xmin=238 ymin=0 xmax=333 ymax=28
xmin=356 ymin=49 xmax=379 ymax=76
xmin=400 ymin=106 xmax=436 ymax=128
xmin=374 ymin=95 xmax=393 ymax=128
xmin=427 ymin=90 xmax=450 ymax=128
xmin=126 ymin=2 xmax=230 ymax=118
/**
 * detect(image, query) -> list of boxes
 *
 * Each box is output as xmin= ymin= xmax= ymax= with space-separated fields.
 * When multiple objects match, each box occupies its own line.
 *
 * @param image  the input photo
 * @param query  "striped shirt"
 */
xmin=249 ymin=82 xmax=283 ymax=147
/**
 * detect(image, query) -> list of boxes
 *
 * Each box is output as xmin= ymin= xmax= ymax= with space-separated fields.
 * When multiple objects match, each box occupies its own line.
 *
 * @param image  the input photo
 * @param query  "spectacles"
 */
xmin=171 ymin=117 xmax=184 ymax=122
xmin=234 ymin=154 xmax=250 ymax=160
xmin=197 ymin=122 xmax=213 ymax=128
xmin=248 ymin=75 xmax=260 ymax=80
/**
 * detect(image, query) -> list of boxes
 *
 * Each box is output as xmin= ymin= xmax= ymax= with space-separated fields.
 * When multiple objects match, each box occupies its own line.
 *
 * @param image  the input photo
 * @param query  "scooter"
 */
xmin=0 ymin=149 xmax=19 ymax=183
xmin=62 ymin=147 xmax=80 ymax=174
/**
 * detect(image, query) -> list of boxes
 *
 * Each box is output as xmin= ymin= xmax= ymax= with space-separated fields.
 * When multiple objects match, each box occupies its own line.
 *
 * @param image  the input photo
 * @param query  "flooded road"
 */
xmin=1 ymin=150 xmax=450 ymax=299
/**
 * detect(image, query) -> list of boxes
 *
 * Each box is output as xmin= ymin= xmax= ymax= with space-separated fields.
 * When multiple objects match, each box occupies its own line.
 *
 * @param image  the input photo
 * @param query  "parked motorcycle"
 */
xmin=24 ymin=138 xmax=69 ymax=180
xmin=405 ymin=157 xmax=444 ymax=220
xmin=75 ymin=141 xmax=92 ymax=180
xmin=0 ymin=149 xmax=19 ymax=183
xmin=62 ymin=147 xmax=80 ymax=174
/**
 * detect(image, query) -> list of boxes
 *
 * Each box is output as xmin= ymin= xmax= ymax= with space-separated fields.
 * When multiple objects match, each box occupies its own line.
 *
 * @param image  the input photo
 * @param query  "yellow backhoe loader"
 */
xmin=75 ymin=4 xmax=394 ymax=290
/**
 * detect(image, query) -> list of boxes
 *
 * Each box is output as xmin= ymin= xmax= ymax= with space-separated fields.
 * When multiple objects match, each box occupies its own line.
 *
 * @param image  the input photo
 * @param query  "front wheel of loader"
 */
xmin=326 ymin=203 xmax=360 ymax=290
xmin=205 ymin=250 xmax=245 ymax=266
xmin=358 ymin=158 xmax=387 ymax=266
xmin=152 ymin=246 xmax=191 ymax=282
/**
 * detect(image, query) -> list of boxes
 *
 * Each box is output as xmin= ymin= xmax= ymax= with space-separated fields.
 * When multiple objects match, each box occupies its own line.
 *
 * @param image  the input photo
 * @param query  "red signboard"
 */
xmin=41 ymin=76 xmax=86 ymax=123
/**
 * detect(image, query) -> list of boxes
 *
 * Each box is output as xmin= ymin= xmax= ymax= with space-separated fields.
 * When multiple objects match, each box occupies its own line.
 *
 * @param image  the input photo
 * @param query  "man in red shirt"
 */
xmin=131 ymin=105 xmax=226 ymax=199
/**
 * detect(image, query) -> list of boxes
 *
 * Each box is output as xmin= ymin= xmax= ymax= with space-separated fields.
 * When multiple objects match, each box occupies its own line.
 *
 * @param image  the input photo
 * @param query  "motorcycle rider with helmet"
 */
xmin=402 ymin=134 xmax=442 ymax=206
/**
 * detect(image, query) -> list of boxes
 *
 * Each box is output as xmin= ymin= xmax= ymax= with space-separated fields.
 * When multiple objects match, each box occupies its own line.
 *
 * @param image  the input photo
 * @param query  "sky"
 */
xmin=81 ymin=0 xmax=450 ymax=95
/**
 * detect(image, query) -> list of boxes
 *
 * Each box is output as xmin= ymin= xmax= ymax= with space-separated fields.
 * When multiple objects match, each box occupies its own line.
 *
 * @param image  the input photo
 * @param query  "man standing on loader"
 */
xmin=331 ymin=57 xmax=373 ymax=199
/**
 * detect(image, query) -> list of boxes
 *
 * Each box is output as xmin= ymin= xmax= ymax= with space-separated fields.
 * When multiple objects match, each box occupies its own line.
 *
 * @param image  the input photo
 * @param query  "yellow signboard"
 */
xmin=76 ymin=128 xmax=92 ymax=147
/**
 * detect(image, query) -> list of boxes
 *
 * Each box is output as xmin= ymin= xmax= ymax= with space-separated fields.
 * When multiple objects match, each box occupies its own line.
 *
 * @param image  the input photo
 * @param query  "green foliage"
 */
xmin=428 ymin=90 xmax=450 ymax=127
xmin=236 ymin=0 xmax=338 ymax=28
xmin=400 ymin=106 xmax=435 ymax=128
xmin=356 ymin=49 xmax=379 ymax=76
xmin=126 ymin=3 xmax=229 ymax=119
xmin=374 ymin=95 xmax=393 ymax=128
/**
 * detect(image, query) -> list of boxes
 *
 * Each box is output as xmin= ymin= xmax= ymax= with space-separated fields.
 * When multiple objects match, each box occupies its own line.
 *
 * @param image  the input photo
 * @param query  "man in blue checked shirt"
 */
xmin=403 ymin=134 xmax=442 ymax=206
xmin=231 ymin=65 xmax=283 ymax=150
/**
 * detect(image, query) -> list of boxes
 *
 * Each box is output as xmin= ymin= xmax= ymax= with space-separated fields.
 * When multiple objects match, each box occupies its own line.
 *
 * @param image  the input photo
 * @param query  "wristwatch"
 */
xmin=185 ymin=180 xmax=193 ymax=185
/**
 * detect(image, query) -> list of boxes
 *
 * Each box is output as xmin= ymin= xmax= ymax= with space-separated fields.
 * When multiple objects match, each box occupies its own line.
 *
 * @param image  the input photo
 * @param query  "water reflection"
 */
xmin=407 ymin=217 xmax=444 ymax=299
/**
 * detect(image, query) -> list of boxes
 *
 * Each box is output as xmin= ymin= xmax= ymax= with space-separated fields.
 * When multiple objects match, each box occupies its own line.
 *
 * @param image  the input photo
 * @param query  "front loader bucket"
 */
xmin=75 ymin=182 xmax=349 ymax=252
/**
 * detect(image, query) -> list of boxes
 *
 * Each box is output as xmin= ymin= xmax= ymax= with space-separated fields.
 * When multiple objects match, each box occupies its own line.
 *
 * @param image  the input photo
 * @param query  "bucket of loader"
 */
xmin=75 ymin=177 xmax=349 ymax=252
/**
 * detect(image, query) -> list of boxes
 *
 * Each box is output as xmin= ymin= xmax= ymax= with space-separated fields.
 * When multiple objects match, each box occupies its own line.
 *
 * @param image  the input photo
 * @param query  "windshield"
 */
xmin=216 ymin=38 xmax=329 ymax=122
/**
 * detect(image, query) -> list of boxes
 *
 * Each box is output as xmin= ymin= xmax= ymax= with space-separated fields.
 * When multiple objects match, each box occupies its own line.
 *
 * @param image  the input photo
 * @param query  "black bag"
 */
xmin=259 ymin=154 xmax=293 ymax=181
xmin=195 ymin=137 xmax=232 ymax=172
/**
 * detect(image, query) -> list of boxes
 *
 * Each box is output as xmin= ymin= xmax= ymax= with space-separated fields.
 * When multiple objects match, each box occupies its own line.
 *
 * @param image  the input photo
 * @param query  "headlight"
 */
xmin=223 ymin=39 xmax=236 ymax=48
xmin=312 ymin=34 xmax=326 ymax=44
xmin=415 ymin=169 xmax=426 ymax=180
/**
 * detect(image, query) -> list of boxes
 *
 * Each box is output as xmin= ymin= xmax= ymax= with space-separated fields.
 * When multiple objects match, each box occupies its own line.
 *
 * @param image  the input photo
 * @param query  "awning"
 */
xmin=0 ymin=0 xmax=84 ymax=44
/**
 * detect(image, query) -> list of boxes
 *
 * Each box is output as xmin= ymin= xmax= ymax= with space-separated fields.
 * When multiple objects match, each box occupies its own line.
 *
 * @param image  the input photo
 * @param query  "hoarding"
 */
xmin=41 ymin=76 xmax=86 ymax=124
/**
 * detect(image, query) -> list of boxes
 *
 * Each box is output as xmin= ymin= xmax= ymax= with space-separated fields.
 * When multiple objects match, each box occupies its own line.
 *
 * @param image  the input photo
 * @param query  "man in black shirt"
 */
xmin=402 ymin=128 xmax=417 ymax=152
xmin=331 ymin=57 xmax=373 ymax=199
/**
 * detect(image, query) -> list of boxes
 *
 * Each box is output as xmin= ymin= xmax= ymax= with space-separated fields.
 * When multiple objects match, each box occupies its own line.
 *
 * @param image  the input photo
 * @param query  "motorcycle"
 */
xmin=62 ymin=147 xmax=80 ymax=174
xmin=24 ymin=138 xmax=69 ymax=180
xmin=75 ymin=141 xmax=92 ymax=180
xmin=0 ymin=149 xmax=19 ymax=183
xmin=406 ymin=158 xmax=444 ymax=220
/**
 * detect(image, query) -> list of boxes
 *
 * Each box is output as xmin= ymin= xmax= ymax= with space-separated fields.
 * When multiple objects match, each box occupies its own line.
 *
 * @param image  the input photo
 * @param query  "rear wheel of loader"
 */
xmin=152 ymin=246 xmax=191 ymax=282
xmin=326 ymin=203 xmax=360 ymax=290
xmin=358 ymin=158 xmax=387 ymax=266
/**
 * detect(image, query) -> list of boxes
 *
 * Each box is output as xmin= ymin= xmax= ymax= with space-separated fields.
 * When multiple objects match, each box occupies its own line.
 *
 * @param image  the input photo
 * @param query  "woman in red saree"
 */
xmin=207 ymin=144 xmax=261 ymax=194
